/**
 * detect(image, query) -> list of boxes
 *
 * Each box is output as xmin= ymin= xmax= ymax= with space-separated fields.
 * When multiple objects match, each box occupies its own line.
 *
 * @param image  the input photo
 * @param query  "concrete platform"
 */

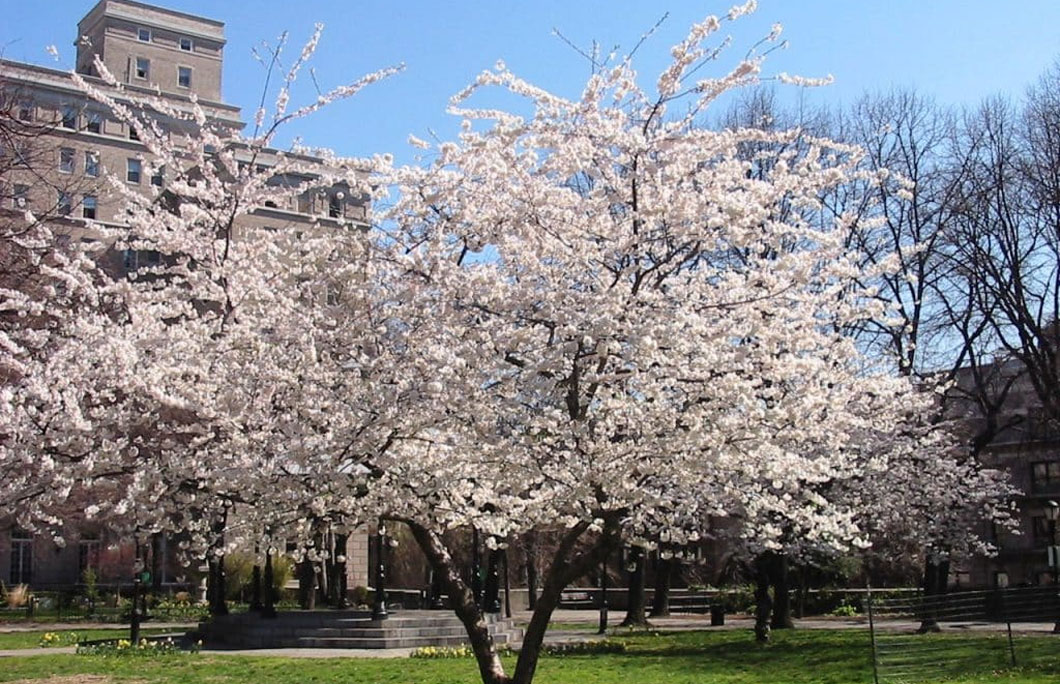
xmin=196 ymin=609 xmax=524 ymax=650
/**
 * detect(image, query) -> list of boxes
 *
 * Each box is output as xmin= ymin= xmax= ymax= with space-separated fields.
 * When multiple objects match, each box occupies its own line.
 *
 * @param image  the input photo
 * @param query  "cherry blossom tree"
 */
xmin=4 ymin=26 xmax=405 ymax=595
xmin=4 ymin=7 xmax=1017 ymax=682
xmin=706 ymin=89 xmax=1017 ymax=638
xmin=1 ymin=77 xmax=108 ymax=525
xmin=337 ymin=5 xmax=998 ymax=681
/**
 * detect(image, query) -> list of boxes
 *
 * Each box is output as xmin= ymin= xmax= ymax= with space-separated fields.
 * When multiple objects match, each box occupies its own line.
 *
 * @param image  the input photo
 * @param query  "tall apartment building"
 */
xmin=950 ymin=361 xmax=1060 ymax=589
xmin=1 ymin=0 xmax=370 ymax=592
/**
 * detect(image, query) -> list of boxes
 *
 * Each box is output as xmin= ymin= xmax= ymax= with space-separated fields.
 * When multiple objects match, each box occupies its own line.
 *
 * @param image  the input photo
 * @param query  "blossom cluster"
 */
xmin=1 ymin=4 xmax=1012 ymax=623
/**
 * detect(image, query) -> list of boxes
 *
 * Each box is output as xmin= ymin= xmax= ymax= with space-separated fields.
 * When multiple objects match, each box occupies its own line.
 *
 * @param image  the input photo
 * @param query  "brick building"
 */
xmin=1 ymin=0 xmax=370 ymax=592
xmin=949 ymin=360 xmax=1060 ymax=589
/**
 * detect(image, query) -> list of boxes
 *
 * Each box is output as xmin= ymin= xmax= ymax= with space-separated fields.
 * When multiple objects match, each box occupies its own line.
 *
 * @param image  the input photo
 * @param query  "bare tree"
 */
xmin=945 ymin=65 xmax=1060 ymax=432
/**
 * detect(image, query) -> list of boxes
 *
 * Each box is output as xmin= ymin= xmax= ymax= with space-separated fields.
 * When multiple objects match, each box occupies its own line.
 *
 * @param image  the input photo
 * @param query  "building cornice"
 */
xmin=78 ymin=0 xmax=225 ymax=44
xmin=0 ymin=58 xmax=243 ymax=127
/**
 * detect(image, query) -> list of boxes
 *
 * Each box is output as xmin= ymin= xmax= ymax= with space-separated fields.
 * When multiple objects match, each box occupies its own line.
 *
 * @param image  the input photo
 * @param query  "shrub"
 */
xmin=410 ymin=644 xmax=478 ymax=659
xmin=76 ymin=637 xmax=198 ymax=657
xmin=270 ymin=555 xmax=294 ymax=596
xmin=151 ymin=598 xmax=210 ymax=621
xmin=4 ymin=583 xmax=31 ymax=609
xmin=223 ymin=553 xmax=256 ymax=601
xmin=351 ymin=585 xmax=370 ymax=607
xmin=410 ymin=641 xmax=626 ymax=659
xmin=81 ymin=568 xmax=99 ymax=602
xmin=543 ymin=640 xmax=627 ymax=655
xmin=221 ymin=553 xmax=293 ymax=601
xmin=39 ymin=632 xmax=82 ymax=648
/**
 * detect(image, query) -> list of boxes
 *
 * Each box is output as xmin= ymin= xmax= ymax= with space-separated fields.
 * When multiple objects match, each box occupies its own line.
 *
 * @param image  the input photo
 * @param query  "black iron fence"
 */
xmin=867 ymin=585 xmax=1060 ymax=684
xmin=0 ymin=583 xmax=200 ymax=622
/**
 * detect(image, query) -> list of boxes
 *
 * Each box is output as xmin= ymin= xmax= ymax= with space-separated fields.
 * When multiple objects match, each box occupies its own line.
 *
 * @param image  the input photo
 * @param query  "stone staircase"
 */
xmin=196 ymin=609 xmax=524 ymax=650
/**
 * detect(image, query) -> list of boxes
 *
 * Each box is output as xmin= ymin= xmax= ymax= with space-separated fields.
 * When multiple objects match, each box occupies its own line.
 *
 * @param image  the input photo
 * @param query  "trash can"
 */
xmin=710 ymin=605 xmax=725 ymax=626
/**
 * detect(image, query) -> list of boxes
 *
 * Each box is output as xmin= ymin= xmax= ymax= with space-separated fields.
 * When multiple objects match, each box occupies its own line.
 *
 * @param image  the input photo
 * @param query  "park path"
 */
xmin=0 ymin=622 xmax=195 ymax=633
xmin=1 ymin=611 xmax=1055 ymax=659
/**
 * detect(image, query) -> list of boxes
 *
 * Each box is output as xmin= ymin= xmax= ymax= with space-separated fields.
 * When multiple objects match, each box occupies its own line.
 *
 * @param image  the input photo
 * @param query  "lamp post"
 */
xmin=598 ymin=553 xmax=609 ymax=635
xmin=471 ymin=527 xmax=482 ymax=607
xmin=372 ymin=520 xmax=388 ymax=621
xmin=429 ymin=568 xmax=444 ymax=609
xmin=249 ymin=543 xmax=263 ymax=613
xmin=130 ymin=558 xmax=144 ymax=645
xmin=484 ymin=547 xmax=501 ymax=614
xmin=262 ymin=545 xmax=277 ymax=618
xmin=1045 ymin=500 xmax=1059 ymax=634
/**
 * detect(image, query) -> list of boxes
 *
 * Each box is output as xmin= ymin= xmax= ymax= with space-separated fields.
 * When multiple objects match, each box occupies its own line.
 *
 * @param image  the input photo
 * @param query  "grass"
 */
xmin=0 ymin=629 xmax=1055 ymax=684
xmin=0 ymin=628 xmax=174 ymax=650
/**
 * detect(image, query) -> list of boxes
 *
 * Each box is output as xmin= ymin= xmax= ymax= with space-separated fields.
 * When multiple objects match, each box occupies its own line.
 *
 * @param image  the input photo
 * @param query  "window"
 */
xmin=1032 ymin=515 xmax=1056 ymax=545
xmin=85 ymin=113 xmax=102 ymax=134
xmin=82 ymin=195 xmax=97 ymax=219
xmin=85 ymin=151 xmax=100 ymax=177
xmin=12 ymin=184 xmax=28 ymax=209
xmin=179 ymin=37 xmax=193 ymax=51
xmin=61 ymin=106 xmax=77 ymax=129
xmin=135 ymin=57 xmax=150 ymax=80
xmin=328 ymin=194 xmax=344 ymax=218
xmin=57 ymin=191 xmax=71 ymax=216
xmin=128 ymin=125 xmax=140 ymax=141
xmin=137 ymin=27 xmax=151 ymax=42
xmin=994 ymin=572 xmax=1009 ymax=588
xmin=1031 ymin=461 xmax=1060 ymax=493
xmin=150 ymin=164 xmax=164 ymax=187
xmin=123 ymin=249 xmax=138 ymax=272
xmin=18 ymin=101 xmax=33 ymax=121
xmin=326 ymin=283 xmax=341 ymax=306
xmin=11 ymin=141 xmax=27 ymax=166
xmin=10 ymin=529 xmax=32 ymax=585
xmin=59 ymin=147 xmax=74 ymax=173
xmin=177 ymin=66 xmax=192 ymax=89
xmin=78 ymin=537 xmax=101 ymax=575
xmin=127 ymin=158 xmax=142 ymax=184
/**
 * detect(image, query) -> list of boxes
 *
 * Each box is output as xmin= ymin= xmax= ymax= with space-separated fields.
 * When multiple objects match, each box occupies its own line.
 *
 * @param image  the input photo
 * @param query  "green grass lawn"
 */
xmin=0 ymin=629 xmax=1056 ymax=684
xmin=0 ymin=628 xmax=174 ymax=650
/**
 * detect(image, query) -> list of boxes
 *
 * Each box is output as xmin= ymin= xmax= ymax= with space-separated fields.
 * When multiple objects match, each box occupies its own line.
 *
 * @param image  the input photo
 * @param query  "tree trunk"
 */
xmin=298 ymin=557 xmax=316 ymax=610
xmin=524 ymin=532 xmax=538 ymax=611
xmin=795 ymin=564 xmax=807 ymax=619
xmin=770 ymin=553 xmax=794 ymax=629
xmin=649 ymin=553 xmax=672 ymax=618
xmin=207 ymin=513 xmax=228 ymax=617
xmin=332 ymin=532 xmax=349 ymax=607
xmin=405 ymin=521 xmax=509 ymax=684
xmin=917 ymin=555 xmax=943 ymax=633
xmin=753 ymin=554 xmax=772 ymax=642
xmin=404 ymin=517 xmax=621 ymax=684
xmin=208 ymin=556 xmax=228 ymax=616
xmin=150 ymin=533 xmax=164 ymax=590
xmin=510 ymin=519 xmax=620 ymax=684
xmin=621 ymin=547 xmax=649 ymax=627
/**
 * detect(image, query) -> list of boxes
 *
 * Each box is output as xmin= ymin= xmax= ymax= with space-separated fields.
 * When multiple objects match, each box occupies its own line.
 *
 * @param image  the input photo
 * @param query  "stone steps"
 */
xmin=197 ymin=609 xmax=523 ymax=650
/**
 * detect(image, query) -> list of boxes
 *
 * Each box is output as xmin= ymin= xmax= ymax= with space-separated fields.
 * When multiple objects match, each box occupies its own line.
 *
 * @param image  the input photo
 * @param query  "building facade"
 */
xmin=1 ymin=0 xmax=370 ymax=592
xmin=949 ymin=361 xmax=1060 ymax=589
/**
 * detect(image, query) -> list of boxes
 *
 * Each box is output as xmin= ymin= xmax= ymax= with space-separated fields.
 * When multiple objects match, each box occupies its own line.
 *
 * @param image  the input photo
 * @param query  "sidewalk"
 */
xmin=0 ymin=622 xmax=195 ymax=633
xmin=2 ymin=611 xmax=1056 ymax=659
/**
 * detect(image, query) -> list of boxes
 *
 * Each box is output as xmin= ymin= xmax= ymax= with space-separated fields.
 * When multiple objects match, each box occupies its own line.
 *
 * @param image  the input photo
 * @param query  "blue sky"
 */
xmin=3 ymin=1 xmax=1059 ymax=164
